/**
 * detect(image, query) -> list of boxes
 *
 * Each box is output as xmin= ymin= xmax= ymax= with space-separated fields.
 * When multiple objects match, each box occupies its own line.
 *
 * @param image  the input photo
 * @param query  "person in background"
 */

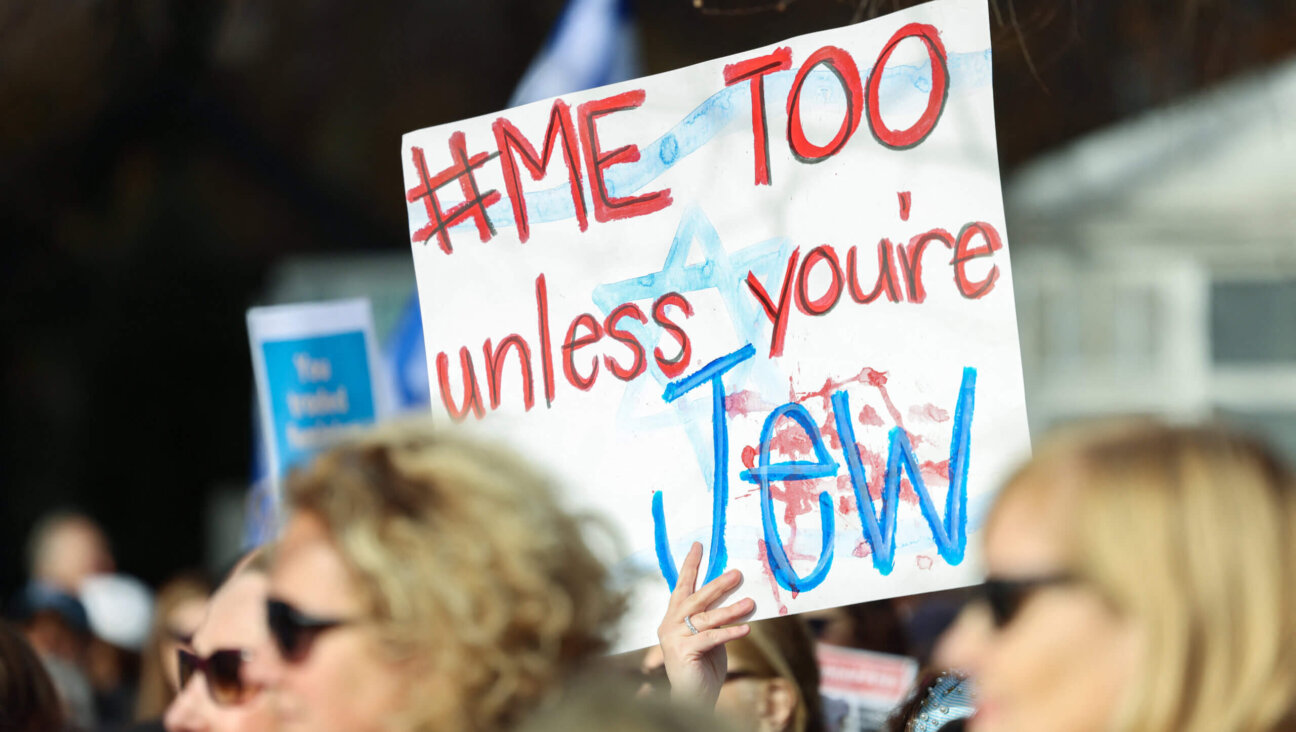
xmin=0 ymin=620 xmax=68 ymax=732
xmin=888 ymin=590 xmax=973 ymax=668
xmin=653 ymin=542 xmax=824 ymax=732
xmin=647 ymin=607 xmax=824 ymax=732
xmin=937 ymin=421 xmax=1296 ymax=732
xmin=80 ymin=573 xmax=154 ymax=725
xmin=163 ymin=552 xmax=277 ymax=732
xmin=652 ymin=541 xmax=752 ymax=710
xmin=14 ymin=582 xmax=97 ymax=728
xmin=27 ymin=511 xmax=117 ymax=596
xmin=136 ymin=573 xmax=211 ymax=721
xmin=802 ymin=600 xmax=908 ymax=657
xmin=15 ymin=510 xmax=118 ymax=728
xmin=242 ymin=422 xmax=624 ymax=732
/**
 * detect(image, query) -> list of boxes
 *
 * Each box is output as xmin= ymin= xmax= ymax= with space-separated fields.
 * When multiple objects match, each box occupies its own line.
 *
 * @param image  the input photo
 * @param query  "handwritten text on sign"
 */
xmin=403 ymin=0 xmax=1031 ymax=650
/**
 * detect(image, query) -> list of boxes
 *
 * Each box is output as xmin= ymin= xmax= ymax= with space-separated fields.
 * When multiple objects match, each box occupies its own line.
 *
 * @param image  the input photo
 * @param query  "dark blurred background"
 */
xmin=3 ymin=0 xmax=1295 ymax=592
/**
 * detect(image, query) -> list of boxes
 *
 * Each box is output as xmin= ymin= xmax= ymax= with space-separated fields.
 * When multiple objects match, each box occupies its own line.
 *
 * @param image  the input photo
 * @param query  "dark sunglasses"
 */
xmin=723 ymin=669 xmax=771 ymax=682
xmin=266 ymin=598 xmax=356 ymax=663
xmin=805 ymin=616 xmax=829 ymax=638
xmin=177 ymin=648 xmax=255 ymax=705
xmin=973 ymin=574 xmax=1075 ymax=628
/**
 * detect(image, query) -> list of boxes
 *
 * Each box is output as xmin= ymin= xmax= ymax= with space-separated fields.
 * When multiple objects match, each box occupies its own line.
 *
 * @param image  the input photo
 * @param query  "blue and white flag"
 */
xmin=509 ymin=0 xmax=640 ymax=108
xmin=384 ymin=293 xmax=431 ymax=411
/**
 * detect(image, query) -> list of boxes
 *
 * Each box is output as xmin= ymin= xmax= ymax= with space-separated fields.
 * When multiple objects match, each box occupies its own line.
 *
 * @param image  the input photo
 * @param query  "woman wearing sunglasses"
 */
xmin=164 ymin=553 xmax=276 ymax=732
xmin=937 ymin=422 xmax=1296 ymax=732
xmin=241 ymin=423 xmax=624 ymax=732
xmin=645 ymin=607 xmax=824 ymax=732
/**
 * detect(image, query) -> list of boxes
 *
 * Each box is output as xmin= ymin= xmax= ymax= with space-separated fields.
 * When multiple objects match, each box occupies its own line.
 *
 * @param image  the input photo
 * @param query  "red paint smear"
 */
xmin=897 ymin=473 xmax=920 ymax=504
xmin=768 ymin=419 xmax=815 ymax=459
xmin=755 ymin=539 xmax=788 ymax=615
xmin=726 ymin=389 xmax=772 ymax=418
xmin=820 ymin=409 xmax=841 ymax=450
xmin=857 ymin=404 xmax=885 ymax=427
xmin=790 ymin=365 xmax=890 ymax=411
xmin=863 ymin=367 xmax=888 ymax=387
xmin=835 ymin=475 xmax=856 ymax=516
xmin=857 ymin=443 xmax=886 ymax=501
xmin=871 ymin=377 xmax=905 ymax=429
xmin=837 ymin=493 xmax=854 ymax=516
xmin=788 ymin=375 xmax=835 ymax=410
xmin=742 ymin=415 xmax=826 ymax=510
xmin=840 ymin=442 xmax=921 ymax=507
xmin=920 ymin=459 xmax=950 ymax=483
xmin=853 ymin=540 xmax=872 ymax=558
xmin=917 ymin=555 xmax=933 ymax=570
xmin=787 ymin=367 xmax=927 ymax=459
xmin=748 ymin=416 xmax=835 ymax=559
xmin=769 ymin=479 xmax=823 ymax=553
xmin=909 ymin=403 xmax=950 ymax=423
xmin=764 ymin=469 xmax=823 ymax=568
xmin=786 ymin=369 xmax=909 ymax=471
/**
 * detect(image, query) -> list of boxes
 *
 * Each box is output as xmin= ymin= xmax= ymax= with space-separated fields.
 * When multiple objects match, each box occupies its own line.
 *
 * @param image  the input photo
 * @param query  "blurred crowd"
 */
xmin=2 ymin=418 xmax=1294 ymax=732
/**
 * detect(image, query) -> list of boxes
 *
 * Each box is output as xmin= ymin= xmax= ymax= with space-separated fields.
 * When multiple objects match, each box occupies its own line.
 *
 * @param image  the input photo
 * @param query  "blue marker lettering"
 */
xmin=833 ymin=366 xmax=977 ymax=572
xmin=740 ymin=402 xmax=838 ymax=592
xmin=653 ymin=344 xmax=756 ymax=589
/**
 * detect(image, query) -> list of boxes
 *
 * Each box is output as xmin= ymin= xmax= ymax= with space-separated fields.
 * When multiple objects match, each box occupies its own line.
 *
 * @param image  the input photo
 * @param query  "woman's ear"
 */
xmin=758 ymin=677 xmax=800 ymax=732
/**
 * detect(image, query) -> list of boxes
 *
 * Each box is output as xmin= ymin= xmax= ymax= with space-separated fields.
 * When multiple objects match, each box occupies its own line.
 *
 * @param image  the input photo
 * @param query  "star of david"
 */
xmin=589 ymin=205 xmax=794 ymax=484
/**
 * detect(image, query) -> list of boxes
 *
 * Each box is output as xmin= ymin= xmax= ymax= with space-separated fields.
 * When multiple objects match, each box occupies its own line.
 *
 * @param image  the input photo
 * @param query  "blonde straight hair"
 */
xmin=997 ymin=422 xmax=1296 ymax=732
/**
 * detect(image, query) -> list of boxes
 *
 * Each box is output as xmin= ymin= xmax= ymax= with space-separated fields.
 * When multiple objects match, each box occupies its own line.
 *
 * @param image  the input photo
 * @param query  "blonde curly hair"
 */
xmin=284 ymin=422 xmax=625 ymax=732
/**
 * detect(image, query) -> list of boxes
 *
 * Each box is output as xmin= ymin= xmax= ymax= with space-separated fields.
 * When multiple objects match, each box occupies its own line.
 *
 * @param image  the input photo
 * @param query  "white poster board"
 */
xmin=402 ymin=0 xmax=1030 ymax=651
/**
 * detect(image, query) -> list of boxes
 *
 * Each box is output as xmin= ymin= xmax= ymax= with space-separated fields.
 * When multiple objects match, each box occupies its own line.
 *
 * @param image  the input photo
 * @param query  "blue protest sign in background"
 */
xmin=246 ymin=299 xmax=388 ymax=545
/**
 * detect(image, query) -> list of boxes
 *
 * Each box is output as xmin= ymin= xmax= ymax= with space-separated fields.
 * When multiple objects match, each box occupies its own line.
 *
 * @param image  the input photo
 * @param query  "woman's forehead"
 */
xmin=193 ymin=573 xmax=269 ymax=653
xmin=269 ymin=515 xmax=364 ymax=616
xmin=984 ymin=490 xmax=1073 ymax=573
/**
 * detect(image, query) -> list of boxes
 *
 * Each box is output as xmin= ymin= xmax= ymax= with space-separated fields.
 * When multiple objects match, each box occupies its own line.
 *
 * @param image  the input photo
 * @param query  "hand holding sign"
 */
xmin=657 ymin=542 xmax=754 ymax=707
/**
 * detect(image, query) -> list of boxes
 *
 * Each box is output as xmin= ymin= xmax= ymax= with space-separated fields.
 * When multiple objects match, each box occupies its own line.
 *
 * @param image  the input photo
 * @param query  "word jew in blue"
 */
xmin=652 ymin=344 xmax=977 ymax=593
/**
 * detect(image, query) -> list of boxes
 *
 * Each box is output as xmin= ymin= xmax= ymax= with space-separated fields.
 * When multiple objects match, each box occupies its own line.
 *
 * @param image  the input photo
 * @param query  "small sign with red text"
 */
xmin=818 ymin=643 xmax=918 ymax=731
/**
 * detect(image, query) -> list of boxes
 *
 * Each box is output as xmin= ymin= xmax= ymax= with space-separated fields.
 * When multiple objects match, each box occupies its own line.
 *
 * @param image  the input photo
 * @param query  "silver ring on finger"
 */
xmin=683 ymin=614 xmax=700 ymax=635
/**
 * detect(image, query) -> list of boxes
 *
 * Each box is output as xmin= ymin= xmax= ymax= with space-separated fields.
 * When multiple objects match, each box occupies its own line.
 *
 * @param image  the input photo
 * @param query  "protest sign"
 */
xmin=817 ymin=643 xmax=919 ymax=731
xmin=402 ymin=0 xmax=1030 ymax=650
xmin=247 ymin=299 xmax=389 ymax=492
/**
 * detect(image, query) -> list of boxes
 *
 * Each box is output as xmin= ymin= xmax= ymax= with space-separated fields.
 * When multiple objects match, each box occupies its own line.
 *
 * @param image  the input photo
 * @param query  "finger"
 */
xmin=679 ymin=568 xmax=744 ymax=616
xmin=681 ymin=623 xmax=750 ymax=655
xmin=685 ymin=597 xmax=755 ymax=632
xmin=668 ymin=542 xmax=704 ymax=610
